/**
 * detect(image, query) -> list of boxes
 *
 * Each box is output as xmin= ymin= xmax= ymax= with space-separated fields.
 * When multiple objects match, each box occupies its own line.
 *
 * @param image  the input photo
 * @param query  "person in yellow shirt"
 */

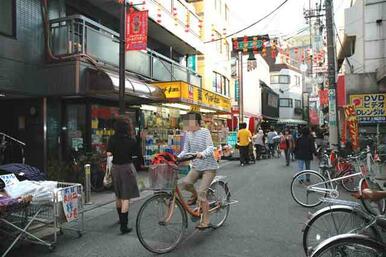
xmin=237 ymin=123 xmax=252 ymax=166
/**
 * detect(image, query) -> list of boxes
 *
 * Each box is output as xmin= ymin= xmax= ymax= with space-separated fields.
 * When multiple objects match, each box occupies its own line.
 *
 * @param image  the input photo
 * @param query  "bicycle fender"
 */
xmin=210 ymin=177 xmax=231 ymax=198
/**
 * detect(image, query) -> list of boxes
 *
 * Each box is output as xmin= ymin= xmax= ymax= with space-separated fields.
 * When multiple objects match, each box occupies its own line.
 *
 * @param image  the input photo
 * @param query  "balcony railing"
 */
xmin=49 ymin=15 xmax=202 ymax=87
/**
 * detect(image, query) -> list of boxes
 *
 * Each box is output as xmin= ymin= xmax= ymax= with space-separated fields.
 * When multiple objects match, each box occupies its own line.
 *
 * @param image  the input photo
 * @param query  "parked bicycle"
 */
xmin=290 ymin=150 xmax=365 ymax=208
xmin=135 ymin=153 xmax=236 ymax=254
xmin=309 ymin=190 xmax=386 ymax=257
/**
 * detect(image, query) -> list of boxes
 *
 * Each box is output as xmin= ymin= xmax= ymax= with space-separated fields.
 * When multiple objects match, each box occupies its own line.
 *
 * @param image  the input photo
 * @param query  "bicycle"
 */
xmin=135 ymin=153 xmax=237 ymax=254
xmin=302 ymin=197 xmax=382 ymax=256
xmin=310 ymin=216 xmax=386 ymax=257
xmin=290 ymin=151 xmax=366 ymax=208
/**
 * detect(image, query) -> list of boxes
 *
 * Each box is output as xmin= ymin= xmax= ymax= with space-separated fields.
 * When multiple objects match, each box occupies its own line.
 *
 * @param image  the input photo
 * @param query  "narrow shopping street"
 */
xmin=9 ymin=158 xmax=322 ymax=257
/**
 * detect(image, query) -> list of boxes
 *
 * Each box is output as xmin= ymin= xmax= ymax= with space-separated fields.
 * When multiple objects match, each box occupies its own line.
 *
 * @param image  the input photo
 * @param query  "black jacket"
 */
xmin=294 ymin=135 xmax=315 ymax=161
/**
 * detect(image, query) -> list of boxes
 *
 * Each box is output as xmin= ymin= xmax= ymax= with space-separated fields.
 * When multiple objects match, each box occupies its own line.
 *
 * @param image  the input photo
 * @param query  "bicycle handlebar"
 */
xmin=176 ymin=153 xmax=197 ymax=163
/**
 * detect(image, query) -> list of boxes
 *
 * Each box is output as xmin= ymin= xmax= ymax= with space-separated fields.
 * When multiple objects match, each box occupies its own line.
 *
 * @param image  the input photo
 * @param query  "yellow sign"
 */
xmin=152 ymin=81 xmax=231 ymax=113
xmin=349 ymin=93 xmax=386 ymax=123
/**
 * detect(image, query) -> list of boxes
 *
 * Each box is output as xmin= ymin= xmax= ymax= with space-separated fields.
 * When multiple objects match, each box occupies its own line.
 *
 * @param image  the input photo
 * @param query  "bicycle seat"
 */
xmin=376 ymin=217 xmax=386 ymax=230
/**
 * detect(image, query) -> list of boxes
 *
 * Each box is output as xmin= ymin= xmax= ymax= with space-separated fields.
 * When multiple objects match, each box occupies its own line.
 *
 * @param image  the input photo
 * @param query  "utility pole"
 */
xmin=119 ymin=0 xmax=127 ymax=115
xmin=238 ymin=51 xmax=244 ymax=124
xmin=325 ymin=0 xmax=339 ymax=147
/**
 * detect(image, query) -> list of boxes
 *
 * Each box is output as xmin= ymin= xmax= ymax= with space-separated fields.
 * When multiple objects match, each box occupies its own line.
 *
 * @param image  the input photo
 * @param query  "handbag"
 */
xmin=103 ymin=156 xmax=113 ymax=189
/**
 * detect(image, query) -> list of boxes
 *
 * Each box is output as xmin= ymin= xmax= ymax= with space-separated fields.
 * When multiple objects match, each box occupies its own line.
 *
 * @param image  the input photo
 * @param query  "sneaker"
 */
xmin=241 ymin=163 xmax=244 ymax=167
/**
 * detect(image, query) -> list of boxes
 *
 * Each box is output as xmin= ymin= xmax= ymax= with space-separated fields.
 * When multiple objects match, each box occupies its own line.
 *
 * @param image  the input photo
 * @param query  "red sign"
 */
xmin=126 ymin=10 xmax=148 ymax=51
xmin=337 ymin=75 xmax=346 ymax=107
xmin=319 ymin=89 xmax=329 ymax=105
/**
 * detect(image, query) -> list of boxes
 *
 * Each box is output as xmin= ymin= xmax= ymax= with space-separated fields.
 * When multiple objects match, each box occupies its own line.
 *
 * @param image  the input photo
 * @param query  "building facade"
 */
xmin=0 ymin=0 xmax=229 ymax=174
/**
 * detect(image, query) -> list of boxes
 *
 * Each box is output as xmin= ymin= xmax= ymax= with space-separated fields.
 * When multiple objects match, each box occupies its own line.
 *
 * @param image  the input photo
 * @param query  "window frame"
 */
xmin=0 ymin=0 xmax=16 ymax=38
xmin=271 ymin=75 xmax=290 ymax=84
xmin=279 ymin=98 xmax=293 ymax=108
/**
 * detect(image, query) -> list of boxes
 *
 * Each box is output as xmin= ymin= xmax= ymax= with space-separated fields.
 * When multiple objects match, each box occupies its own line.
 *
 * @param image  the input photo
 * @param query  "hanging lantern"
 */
xmin=261 ymin=39 xmax=267 ymax=57
xmin=172 ymin=7 xmax=178 ymax=26
xmin=270 ymin=39 xmax=277 ymax=59
xmin=156 ymin=1 xmax=162 ymax=23
xmin=252 ymin=37 xmax=258 ymax=55
xmin=185 ymin=12 xmax=190 ymax=32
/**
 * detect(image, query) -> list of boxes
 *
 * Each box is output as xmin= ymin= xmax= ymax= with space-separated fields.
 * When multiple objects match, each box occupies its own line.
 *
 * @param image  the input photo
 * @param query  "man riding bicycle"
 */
xmin=178 ymin=112 xmax=219 ymax=230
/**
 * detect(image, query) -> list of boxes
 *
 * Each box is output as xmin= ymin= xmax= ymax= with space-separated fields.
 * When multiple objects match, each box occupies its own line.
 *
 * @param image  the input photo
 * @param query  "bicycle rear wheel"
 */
xmin=310 ymin=234 xmax=386 ymax=257
xmin=341 ymin=170 xmax=361 ymax=193
xmin=136 ymin=193 xmax=187 ymax=254
xmin=303 ymin=206 xmax=379 ymax=255
xmin=207 ymin=181 xmax=230 ymax=228
xmin=290 ymin=170 xmax=328 ymax=207
xmin=359 ymin=179 xmax=386 ymax=216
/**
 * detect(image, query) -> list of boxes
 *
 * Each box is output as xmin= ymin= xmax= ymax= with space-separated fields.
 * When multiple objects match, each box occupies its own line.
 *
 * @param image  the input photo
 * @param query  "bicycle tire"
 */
xmin=310 ymin=233 xmax=386 ymax=257
xmin=136 ymin=192 xmax=187 ymax=254
xmin=303 ymin=205 xmax=380 ymax=255
xmin=359 ymin=179 xmax=386 ymax=216
xmin=207 ymin=181 xmax=231 ymax=228
xmin=341 ymin=170 xmax=361 ymax=193
xmin=290 ymin=170 xmax=328 ymax=208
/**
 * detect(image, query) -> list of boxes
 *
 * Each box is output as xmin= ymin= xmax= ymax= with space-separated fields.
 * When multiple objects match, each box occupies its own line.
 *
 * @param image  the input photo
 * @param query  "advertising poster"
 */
xmin=350 ymin=93 xmax=386 ymax=123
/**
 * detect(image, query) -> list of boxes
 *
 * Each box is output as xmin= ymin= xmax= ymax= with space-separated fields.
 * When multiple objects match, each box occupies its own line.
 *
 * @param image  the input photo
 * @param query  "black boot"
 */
xmin=116 ymin=208 xmax=121 ymax=224
xmin=120 ymin=212 xmax=132 ymax=234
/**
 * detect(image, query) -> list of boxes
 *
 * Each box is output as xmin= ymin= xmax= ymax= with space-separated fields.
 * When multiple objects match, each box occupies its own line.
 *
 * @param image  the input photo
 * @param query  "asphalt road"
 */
xmin=5 ymin=158 xmax=327 ymax=257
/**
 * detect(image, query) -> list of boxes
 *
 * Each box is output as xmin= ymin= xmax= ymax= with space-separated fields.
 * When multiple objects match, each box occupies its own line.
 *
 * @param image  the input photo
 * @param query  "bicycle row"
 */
xmin=289 ymin=146 xmax=386 ymax=256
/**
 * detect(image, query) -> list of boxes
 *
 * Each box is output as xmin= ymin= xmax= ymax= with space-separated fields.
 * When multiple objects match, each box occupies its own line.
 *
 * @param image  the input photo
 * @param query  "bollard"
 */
xmin=84 ymin=164 xmax=92 ymax=204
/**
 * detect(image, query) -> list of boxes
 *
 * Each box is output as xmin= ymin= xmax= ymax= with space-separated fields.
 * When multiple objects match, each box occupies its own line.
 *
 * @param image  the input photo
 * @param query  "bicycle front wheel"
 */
xmin=310 ymin=234 xmax=386 ymax=257
xmin=136 ymin=193 xmax=187 ymax=254
xmin=290 ymin=170 xmax=328 ymax=207
xmin=303 ymin=205 xmax=379 ymax=255
xmin=207 ymin=181 xmax=230 ymax=228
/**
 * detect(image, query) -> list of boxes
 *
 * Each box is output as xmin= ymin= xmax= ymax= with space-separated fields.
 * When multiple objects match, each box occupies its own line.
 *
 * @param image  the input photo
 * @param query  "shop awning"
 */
xmin=151 ymin=81 xmax=231 ymax=113
xmin=86 ymin=68 xmax=165 ymax=104
xmin=277 ymin=119 xmax=308 ymax=125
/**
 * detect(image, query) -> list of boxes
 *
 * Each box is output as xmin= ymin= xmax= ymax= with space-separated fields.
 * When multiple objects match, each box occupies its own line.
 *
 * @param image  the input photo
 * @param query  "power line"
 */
xmin=204 ymin=0 xmax=290 ymax=44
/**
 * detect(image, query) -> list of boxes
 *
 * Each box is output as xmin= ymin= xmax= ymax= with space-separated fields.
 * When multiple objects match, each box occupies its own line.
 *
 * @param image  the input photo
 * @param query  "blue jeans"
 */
xmin=297 ymin=160 xmax=311 ymax=181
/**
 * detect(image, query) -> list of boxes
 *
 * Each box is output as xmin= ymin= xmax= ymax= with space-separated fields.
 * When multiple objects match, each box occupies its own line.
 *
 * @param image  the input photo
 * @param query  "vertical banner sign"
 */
xmin=62 ymin=187 xmax=79 ymax=222
xmin=344 ymin=105 xmax=359 ymax=151
xmin=328 ymin=89 xmax=337 ymax=126
xmin=126 ymin=10 xmax=148 ymax=51
xmin=234 ymin=80 xmax=240 ymax=102
xmin=319 ymin=89 xmax=329 ymax=105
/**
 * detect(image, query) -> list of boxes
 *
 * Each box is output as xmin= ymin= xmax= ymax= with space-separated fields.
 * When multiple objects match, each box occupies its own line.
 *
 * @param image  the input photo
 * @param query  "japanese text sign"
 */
xmin=349 ymin=93 xmax=386 ymax=123
xmin=126 ymin=10 xmax=148 ymax=51
xmin=62 ymin=187 xmax=79 ymax=222
xmin=0 ymin=174 xmax=19 ymax=187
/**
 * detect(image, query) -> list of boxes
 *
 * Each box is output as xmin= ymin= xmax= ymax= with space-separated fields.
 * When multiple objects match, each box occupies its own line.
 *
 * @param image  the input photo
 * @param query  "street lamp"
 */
xmin=247 ymin=52 xmax=257 ymax=72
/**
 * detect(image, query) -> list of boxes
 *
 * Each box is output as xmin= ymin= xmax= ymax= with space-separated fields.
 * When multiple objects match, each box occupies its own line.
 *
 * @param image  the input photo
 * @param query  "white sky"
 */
xmin=228 ymin=0 xmax=352 ymax=38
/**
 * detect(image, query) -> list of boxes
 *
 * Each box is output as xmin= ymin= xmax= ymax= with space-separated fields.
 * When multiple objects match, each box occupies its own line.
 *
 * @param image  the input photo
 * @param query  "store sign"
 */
xmin=329 ymin=89 xmax=337 ymax=126
xmin=344 ymin=105 xmax=360 ymax=150
xmin=126 ymin=10 xmax=148 ymax=51
xmin=62 ymin=187 xmax=79 ymax=222
xmin=234 ymin=80 xmax=239 ymax=102
xmin=231 ymin=35 xmax=270 ymax=52
xmin=319 ymin=89 xmax=329 ymax=105
xmin=158 ymin=84 xmax=181 ymax=99
xmin=349 ymin=93 xmax=386 ymax=123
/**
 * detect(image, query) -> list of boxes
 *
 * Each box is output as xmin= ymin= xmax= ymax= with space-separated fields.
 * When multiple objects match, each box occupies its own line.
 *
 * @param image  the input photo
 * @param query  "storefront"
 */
xmin=347 ymin=93 xmax=386 ymax=145
xmin=142 ymin=81 xmax=232 ymax=164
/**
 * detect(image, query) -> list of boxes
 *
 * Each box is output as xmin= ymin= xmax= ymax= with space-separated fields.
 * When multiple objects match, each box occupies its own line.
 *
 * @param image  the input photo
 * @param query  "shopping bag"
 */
xmin=103 ymin=156 xmax=113 ymax=189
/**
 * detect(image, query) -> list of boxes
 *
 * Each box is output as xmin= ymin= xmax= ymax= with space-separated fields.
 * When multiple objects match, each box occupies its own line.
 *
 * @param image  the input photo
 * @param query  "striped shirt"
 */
xmin=178 ymin=128 xmax=219 ymax=171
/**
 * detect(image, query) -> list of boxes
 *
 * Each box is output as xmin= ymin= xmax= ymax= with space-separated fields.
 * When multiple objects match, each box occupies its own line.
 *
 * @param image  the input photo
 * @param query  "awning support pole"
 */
xmin=119 ymin=1 xmax=127 ymax=115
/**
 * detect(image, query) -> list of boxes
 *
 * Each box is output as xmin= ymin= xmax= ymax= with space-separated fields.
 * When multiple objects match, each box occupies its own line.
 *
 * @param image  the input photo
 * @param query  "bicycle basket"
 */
xmin=149 ymin=163 xmax=178 ymax=191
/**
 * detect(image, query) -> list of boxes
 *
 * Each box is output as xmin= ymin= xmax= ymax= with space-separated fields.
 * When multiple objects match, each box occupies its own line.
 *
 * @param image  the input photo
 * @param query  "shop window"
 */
xmin=0 ymin=0 xmax=16 ymax=37
xmin=279 ymin=98 xmax=293 ymax=108
xmin=91 ymin=105 xmax=137 ymax=155
xmin=64 ymin=104 xmax=86 ymax=152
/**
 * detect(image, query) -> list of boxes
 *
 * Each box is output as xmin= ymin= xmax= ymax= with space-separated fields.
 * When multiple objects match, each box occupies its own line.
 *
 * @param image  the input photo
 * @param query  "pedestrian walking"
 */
xmin=279 ymin=128 xmax=294 ymax=166
xmin=294 ymin=126 xmax=316 ymax=182
xmin=253 ymin=129 xmax=265 ymax=160
xmin=106 ymin=118 xmax=140 ymax=234
xmin=267 ymin=127 xmax=278 ymax=157
xmin=237 ymin=123 xmax=252 ymax=166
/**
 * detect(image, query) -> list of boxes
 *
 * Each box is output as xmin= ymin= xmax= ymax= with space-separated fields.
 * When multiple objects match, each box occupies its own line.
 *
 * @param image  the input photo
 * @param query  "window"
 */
xmin=295 ymin=100 xmax=302 ymax=108
xmin=212 ymin=72 xmax=229 ymax=96
xmin=270 ymin=75 xmax=290 ymax=84
xmin=0 ymin=0 xmax=16 ymax=37
xmin=224 ymin=41 xmax=230 ymax=60
xmin=279 ymin=98 xmax=293 ymax=108
xmin=294 ymin=75 xmax=300 ymax=86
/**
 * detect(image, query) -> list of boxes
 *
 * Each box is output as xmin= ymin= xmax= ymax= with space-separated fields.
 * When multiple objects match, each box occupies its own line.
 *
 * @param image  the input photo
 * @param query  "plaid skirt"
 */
xmin=111 ymin=163 xmax=140 ymax=200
